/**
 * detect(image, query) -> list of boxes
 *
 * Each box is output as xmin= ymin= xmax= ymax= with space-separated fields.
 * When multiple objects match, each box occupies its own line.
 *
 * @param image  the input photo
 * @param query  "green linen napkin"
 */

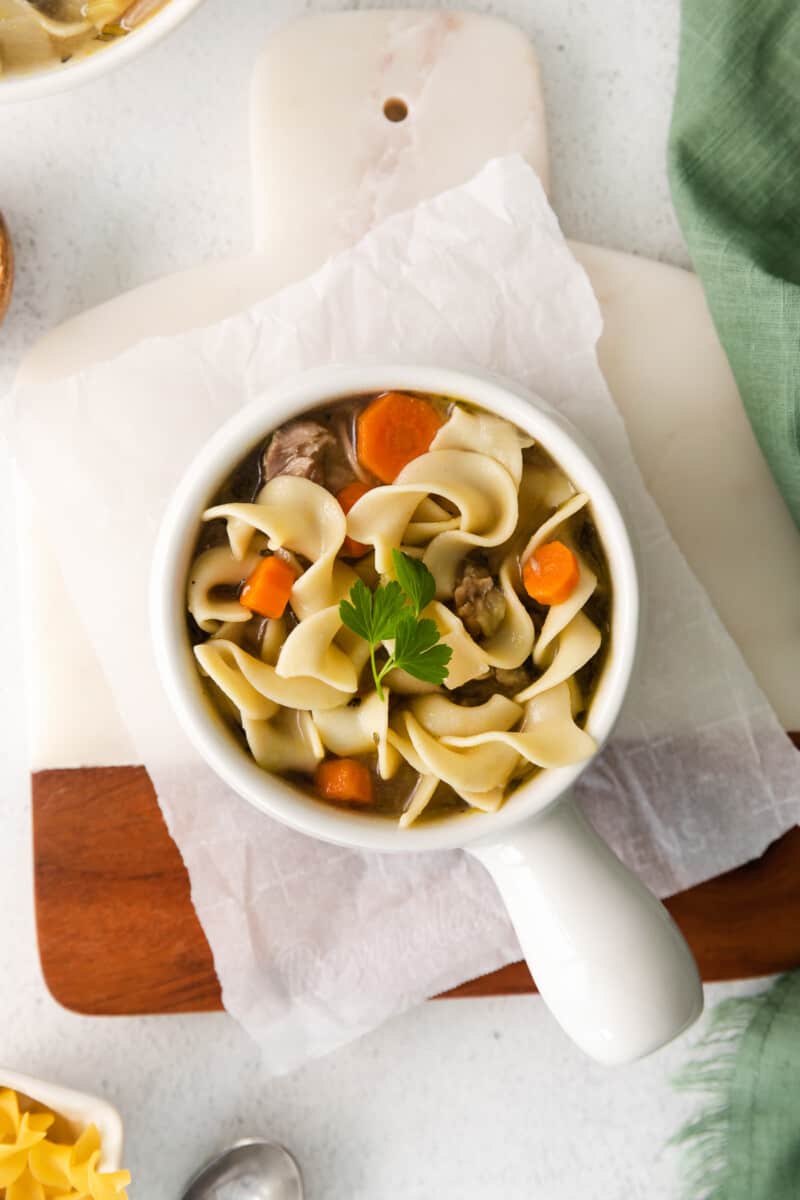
xmin=672 ymin=973 xmax=800 ymax=1199
xmin=668 ymin=0 xmax=800 ymax=528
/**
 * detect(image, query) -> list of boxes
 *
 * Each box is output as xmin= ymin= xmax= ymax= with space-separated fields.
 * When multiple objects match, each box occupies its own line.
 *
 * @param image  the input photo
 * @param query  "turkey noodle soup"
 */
xmin=0 ymin=0 xmax=167 ymax=77
xmin=187 ymin=391 xmax=612 ymax=827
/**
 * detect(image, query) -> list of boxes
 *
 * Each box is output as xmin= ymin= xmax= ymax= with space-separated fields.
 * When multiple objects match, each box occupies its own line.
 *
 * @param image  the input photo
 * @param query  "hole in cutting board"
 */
xmin=383 ymin=97 xmax=408 ymax=123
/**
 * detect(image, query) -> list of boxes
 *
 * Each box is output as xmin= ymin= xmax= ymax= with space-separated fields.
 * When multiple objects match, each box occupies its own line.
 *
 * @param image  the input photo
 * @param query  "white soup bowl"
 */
xmin=151 ymin=363 xmax=703 ymax=1064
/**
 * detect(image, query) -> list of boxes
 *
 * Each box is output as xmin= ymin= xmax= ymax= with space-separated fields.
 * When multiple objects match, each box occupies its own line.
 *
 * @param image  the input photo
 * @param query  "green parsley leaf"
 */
xmin=370 ymin=580 xmax=408 ymax=642
xmin=392 ymin=615 xmax=453 ymax=685
xmin=339 ymin=571 xmax=451 ymax=699
xmin=338 ymin=578 xmax=374 ymax=643
xmin=391 ymin=549 xmax=436 ymax=616
xmin=340 ymin=578 xmax=407 ymax=645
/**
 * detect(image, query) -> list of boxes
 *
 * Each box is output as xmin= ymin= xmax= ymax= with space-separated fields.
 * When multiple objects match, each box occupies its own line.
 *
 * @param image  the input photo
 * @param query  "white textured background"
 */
xmin=0 ymin=1 xmax=770 ymax=1197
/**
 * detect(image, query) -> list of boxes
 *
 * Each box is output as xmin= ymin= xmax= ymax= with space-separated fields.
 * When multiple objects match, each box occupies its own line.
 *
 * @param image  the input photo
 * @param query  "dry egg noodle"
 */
xmin=0 ymin=1088 xmax=130 ymax=1197
xmin=0 ymin=0 xmax=167 ymax=78
xmin=187 ymin=392 xmax=612 ymax=827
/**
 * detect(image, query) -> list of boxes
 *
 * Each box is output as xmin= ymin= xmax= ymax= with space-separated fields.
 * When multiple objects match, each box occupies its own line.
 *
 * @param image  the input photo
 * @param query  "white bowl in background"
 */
xmin=0 ymin=1067 xmax=123 ymax=1170
xmin=0 ymin=0 xmax=206 ymax=104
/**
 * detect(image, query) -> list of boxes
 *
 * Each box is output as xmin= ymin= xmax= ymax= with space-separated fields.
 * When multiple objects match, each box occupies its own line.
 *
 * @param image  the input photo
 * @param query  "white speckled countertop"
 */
xmin=0 ymin=1 xmax=772 ymax=1196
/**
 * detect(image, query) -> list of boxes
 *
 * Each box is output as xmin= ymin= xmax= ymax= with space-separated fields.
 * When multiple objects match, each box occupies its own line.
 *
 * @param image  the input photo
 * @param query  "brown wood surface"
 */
xmin=33 ymin=741 xmax=800 ymax=1015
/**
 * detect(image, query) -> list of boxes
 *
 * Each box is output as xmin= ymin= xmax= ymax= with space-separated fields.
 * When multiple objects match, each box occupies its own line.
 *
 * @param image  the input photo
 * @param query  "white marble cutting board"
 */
xmin=16 ymin=10 xmax=800 ymax=770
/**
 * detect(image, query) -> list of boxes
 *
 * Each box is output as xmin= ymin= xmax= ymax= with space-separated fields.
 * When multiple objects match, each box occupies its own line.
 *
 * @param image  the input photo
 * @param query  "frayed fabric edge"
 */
xmin=668 ymin=991 xmax=766 ymax=1200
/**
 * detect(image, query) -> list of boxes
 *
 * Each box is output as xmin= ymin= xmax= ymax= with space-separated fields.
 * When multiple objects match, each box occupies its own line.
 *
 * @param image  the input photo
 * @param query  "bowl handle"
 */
xmin=469 ymin=797 xmax=703 ymax=1063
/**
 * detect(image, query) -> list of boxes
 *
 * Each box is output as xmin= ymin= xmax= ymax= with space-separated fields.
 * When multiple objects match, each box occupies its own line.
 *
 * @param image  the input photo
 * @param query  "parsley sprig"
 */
xmin=339 ymin=549 xmax=452 ymax=700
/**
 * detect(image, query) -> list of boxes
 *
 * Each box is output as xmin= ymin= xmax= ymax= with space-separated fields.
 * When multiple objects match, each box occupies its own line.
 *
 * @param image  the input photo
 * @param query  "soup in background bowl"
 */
xmin=152 ymin=365 xmax=702 ymax=1065
xmin=0 ymin=0 xmax=203 ymax=98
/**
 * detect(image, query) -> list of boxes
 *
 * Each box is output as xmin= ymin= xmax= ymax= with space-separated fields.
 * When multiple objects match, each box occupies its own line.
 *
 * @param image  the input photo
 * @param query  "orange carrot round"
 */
xmin=337 ymin=480 xmax=373 ymax=558
xmin=240 ymin=554 xmax=298 ymax=619
xmin=522 ymin=541 xmax=580 ymax=606
xmin=356 ymin=391 xmax=443 ymax=483
xmin=315 ymin=758 xmax=373 ymax=806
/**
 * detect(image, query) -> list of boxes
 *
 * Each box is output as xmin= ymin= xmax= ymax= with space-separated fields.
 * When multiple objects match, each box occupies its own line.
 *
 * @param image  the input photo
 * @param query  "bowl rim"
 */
xmin=0 ymin=0 xmax=206 ymax=104
xmin=150 ymin=363 xmax=640 ymax=853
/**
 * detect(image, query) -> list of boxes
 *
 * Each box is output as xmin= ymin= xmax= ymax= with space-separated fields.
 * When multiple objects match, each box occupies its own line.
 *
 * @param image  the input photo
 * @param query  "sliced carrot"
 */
xmin=338 ymin=480 xmax=373 ymax=510
xmin=356 ymin=391 xmax=444 ymax=483
xmin=240 ymin=554 xmax=298 ymax=619
xmin=315 ymin=758 xmax=373 ymax=806
xmin=522 ymin=541 xmax=580 ymax=606
xmin=337 ymin=481 xmax=373 ymax=558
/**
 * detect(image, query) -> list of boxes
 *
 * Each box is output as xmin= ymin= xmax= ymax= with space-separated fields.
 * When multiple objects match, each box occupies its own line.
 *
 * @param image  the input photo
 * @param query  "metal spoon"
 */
xmin=181 ymin=1139 xmax=303 ymax=1200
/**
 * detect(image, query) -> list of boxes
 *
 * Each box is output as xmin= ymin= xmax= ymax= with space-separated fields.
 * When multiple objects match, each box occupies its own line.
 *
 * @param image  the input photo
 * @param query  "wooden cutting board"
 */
xmin=21 ymin=11 xmax=800 ymax=1015
xmin=33 ymin=750 xmax=800 ymax=1015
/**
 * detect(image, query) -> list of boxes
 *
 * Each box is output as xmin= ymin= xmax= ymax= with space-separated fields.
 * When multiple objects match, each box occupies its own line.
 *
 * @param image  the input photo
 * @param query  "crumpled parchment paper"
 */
xmin=11 ymin=157 xmax=798 ymax=1072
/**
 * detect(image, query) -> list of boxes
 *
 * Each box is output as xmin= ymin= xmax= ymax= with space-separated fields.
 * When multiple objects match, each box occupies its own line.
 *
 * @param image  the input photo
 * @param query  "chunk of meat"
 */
xmin=263 ymin=417 xmax=359 ymax=493
xmin=451 ymin=663 xmax=534 ymax=707
xmin=494 ymin=664 xmax=534 ymax=693
xmin=449 ymin=674 xmax=497 ymax=707
xmin=453 ymin=559 xmax=506 ymax=639
xmin=263 ymin=420 xmax=337 ymax=487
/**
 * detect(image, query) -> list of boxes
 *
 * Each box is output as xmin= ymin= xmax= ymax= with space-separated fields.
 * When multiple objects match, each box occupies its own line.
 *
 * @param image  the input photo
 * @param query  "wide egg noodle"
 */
xmin=407 ymin=694 xmax=523 ymax=812
xmin=9 ymin=2 xmax=91 ymax=39
xmin=458 ymin=787 xmax=506 ymax=813
xmin=410 ymin=693 xmax=522 ymax=738
xmin=399 ymin=711 xmax=521 ymax=795
xmin=404 ymin=495 xmax=461 ymax=545
xmin=417 ymin=556 xmax=535 ymax=687
xmin=186 ymin=544 xmax=262 ymax=632
xmin=424 ymin=601 xmax=491 ymax=688
xmin=412 ymin=498 xmax=452 ymax=522
xmin=208 ymin=619 xmax=250 ymax=646
xmin=515 ymin=612 xmax=601 ymax=702
xmin=442 ymin=682 xmax=596 ymax=769
xmin=346 ymin=449 xmax=518 ymax=595
xmin=195 ymin=640 xmax=351 ymax=712
xmin=313 ymin=689 xmax=400 ymax=779
xmin=84 ymin=0 xmax=129 ymax=30
xmin=520 ymin=491 xmax=590 ymax=562
xmin=344 ymin=489 xmax=423 ymax=572
xmin=403 ymin=516 xmax=461 ymax=545
xmin=243 ymin=709 xmax=325 ymax=775
xmin=398 ymin=774 xmax=440 ymax=829
xmin=382 ymin=666 xmax=441 ymax=695
xmin=519 ymin=491 xmax=598 ymax=665
xmin=517 ymin=460 xmax=576 ymax=523
xmin=431 ymin=404 xmax=534 ymax=486
xmin=479 ymin=553 xmax=535 ymax=669
xmin=411 ymin=455 xmax=519 ymax=597
xmin=276 ymin=606 xmax=359 ymax=692
xmin=194 ymin=641 xmax=280 ymax=721
xmin=534 ymin=548 xmax=597 ymax=666
xmin=386 ymin=727 xmax=428 ymax=776
xmin=260 ymin=616 xmax=287 ymax=664
xmin=334 ymin=624 xmax=373 ymax=679
xmin=203 ymin=475 xmax=350 ymax=619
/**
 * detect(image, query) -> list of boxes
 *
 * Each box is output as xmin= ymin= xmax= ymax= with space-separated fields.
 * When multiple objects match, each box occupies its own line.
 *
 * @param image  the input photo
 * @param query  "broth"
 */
xmin=0 ymin=0 xmax=167 ymax=78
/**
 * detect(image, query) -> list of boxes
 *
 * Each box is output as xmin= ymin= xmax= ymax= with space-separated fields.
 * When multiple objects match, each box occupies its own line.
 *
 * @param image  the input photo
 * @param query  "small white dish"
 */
xmin=0 ymin=1067 xmax=123 ymax=1170
xmin=0 ymin=0 xmax=206 ymax=105
xmin=151 ymin=363 xmax=703 ymax=1063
